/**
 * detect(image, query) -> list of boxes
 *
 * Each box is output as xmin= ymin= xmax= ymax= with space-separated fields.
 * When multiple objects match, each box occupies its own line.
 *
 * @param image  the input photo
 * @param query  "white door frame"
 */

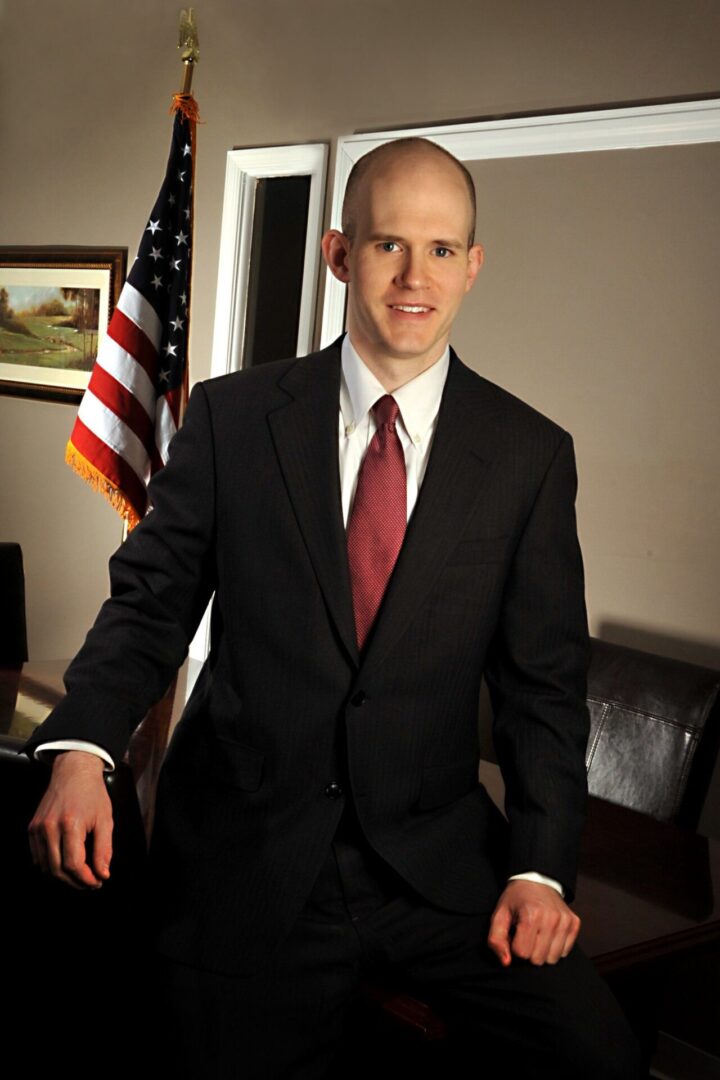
xmin=320 ymin=99 xmax=720 ymax=345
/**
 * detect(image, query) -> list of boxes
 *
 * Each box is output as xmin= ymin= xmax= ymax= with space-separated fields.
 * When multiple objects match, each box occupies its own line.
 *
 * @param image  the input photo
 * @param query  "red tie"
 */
xmin=347 ymin=395 xmax=407 ymax=650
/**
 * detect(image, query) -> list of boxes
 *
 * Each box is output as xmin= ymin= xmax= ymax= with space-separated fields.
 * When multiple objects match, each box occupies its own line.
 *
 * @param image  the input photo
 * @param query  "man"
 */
xmin=26 ymin=138 xmax=641 ymax=1077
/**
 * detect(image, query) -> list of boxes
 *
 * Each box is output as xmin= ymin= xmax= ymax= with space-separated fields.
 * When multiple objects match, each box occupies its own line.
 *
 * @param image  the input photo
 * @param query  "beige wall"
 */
xmin=455 ymin=144 xmax=720 ymax=664
xmin=1 ymin=0 xmax=719 ymax=665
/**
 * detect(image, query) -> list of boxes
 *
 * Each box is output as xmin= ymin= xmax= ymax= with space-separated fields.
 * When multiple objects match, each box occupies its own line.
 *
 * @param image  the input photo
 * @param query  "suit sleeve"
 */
xmin=24 ymin=382 xmax=217 ymax=766
xmin=484 ymin=431 xmax=590 ymax=901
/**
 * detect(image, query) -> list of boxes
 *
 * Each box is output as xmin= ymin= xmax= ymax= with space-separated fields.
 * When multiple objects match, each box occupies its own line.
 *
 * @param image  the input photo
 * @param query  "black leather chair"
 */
xmin=0 ymin=542 xmax=28 ymax=666
xmin=583 ymin=641 xmax=720 ymax=1073
xmin=586 ymin=638 xmax=720 ymax=830
xmin=0 ymin=734 xmax=148 ymax=1069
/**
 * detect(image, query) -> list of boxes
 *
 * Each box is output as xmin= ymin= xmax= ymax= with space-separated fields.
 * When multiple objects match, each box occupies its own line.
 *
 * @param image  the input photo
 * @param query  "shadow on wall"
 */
xmin=596 ymin=622 xmax=720 ymax=673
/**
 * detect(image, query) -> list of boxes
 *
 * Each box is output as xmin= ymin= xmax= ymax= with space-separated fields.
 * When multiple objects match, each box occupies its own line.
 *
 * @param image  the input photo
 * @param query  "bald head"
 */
xmin=341 ymin=137 xmax=477 ymax=248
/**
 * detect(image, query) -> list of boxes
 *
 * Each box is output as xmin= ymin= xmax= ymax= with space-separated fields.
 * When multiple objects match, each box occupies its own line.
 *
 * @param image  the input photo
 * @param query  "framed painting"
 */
xmin=0 ymin=246 xmax=126 ymax=403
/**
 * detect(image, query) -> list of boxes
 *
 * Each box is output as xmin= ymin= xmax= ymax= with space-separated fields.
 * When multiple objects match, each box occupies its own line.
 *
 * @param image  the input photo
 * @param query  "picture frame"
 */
xmin=0 ymin=245 xmax=127 ymax=404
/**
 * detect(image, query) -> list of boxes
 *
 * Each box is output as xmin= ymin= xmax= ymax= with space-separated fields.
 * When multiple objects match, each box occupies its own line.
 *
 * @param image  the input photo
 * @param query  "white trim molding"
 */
xmin=321 ymin=99 xmax=720 ymax=346
xmin=211 ymin=142 xmax=329 ymax=378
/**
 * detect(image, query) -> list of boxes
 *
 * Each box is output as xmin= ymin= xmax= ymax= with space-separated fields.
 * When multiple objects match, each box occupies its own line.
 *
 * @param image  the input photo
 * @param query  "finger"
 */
xmin=33 ymin=818 xmax=61 ymax=879
xmin=27 ymin=821 xmax=45 ymax=872
xmin=528 ymin=911 xmax=564 ymax=965
xmin=42 ymin=821 xmax=87 ymax=890
xmin=539 ymin=915 xmax=572 ymax=966
xmin=560 ymin=915 xmax=581 ymax=959
xmin=60 ymin=822 xmax=103 ymax=889
xmin=91 ymin=812 xmax=114 ymax=881
xmin=28 ymin=830 xmax=49 ymax=876
xmin=487 ymin=905 xmax=513 ymax=966
xmin=510 ymin=908 xmax=540 ymax=961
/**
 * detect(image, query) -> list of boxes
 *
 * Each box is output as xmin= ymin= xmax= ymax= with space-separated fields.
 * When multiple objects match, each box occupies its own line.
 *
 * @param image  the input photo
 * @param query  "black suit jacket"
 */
xmin=26 ymin=339 xmax=590 ymax=975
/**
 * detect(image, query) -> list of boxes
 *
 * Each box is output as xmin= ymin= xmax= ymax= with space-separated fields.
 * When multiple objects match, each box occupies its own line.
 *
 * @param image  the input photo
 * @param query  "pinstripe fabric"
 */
xmin=25 ymin=339 xmax=590 ymax=978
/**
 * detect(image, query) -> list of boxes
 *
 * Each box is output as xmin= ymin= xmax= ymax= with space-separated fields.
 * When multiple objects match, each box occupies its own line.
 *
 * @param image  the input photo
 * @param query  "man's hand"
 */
xmin=28 ymin=750 xmax=113 ymax=890
xmin=487 ymin=879 xmax=580 ymax=967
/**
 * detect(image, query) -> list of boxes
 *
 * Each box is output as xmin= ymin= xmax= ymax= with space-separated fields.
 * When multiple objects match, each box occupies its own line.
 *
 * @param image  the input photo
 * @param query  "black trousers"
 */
xmin=156 ymin=823 xmax=643 ymax=1079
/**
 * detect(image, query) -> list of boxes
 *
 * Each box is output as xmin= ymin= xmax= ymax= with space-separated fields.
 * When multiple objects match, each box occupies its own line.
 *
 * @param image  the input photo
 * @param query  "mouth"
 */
xmin=389 ymin=304 xmax=433 ymax=315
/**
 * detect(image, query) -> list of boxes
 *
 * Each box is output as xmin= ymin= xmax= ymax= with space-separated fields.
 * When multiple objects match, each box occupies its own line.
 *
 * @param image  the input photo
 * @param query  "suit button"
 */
xmin=324 ymin=782 xmax=343 ymax=800
xmin=351 ymin=691 xmax=368 ymax=707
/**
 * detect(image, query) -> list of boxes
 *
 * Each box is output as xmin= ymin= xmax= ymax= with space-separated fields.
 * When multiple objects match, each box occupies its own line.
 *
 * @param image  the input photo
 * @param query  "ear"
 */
xmin=464 ymin=243 xmax=484 ymax=293
xmin=321 ymin=229 xmax=352 ymax=283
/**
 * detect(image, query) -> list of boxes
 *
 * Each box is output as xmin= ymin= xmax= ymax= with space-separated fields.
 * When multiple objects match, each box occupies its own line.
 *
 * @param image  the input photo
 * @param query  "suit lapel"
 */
xmin=267 ymin=342 xmax=360 ymax=667
xmin=267 ymin=344 xmax=503 ymax=674
xmin=359 ymin=351 xmax=500 ymax=675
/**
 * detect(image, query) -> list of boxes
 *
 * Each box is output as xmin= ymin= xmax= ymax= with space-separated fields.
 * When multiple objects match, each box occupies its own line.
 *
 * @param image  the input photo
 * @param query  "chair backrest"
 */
xmin=0 ymin=543 xmax=29 ymax=666
xmin=586 ymin=638 xmax=720 ymax=829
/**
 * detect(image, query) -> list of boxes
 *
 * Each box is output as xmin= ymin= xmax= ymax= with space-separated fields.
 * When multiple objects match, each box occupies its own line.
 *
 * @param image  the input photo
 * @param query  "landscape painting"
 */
xmin=0 ymin=247 xmax=126 ymax=403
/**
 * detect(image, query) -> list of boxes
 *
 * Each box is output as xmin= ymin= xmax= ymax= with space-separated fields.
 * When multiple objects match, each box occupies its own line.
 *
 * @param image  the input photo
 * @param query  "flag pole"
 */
xmin=69 ymin=14 xmax=200 ymax=536
xmin=174 ymin=9 xmax=200 ymax=430
xmin=114 ymin=13 xmax=199 ymax=543
xmin=178 ymin=8 xmax=199 ymax=94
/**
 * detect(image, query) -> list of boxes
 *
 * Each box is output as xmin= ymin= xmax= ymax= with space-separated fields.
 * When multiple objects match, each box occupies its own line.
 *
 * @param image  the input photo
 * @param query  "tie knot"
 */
xmin=372 ymin=395 xmax=400 ymax=432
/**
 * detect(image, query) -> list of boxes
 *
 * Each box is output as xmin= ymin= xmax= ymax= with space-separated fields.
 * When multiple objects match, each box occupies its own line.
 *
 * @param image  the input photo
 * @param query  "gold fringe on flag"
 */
xmin=65 ymin=440 xmax=142 ymax=531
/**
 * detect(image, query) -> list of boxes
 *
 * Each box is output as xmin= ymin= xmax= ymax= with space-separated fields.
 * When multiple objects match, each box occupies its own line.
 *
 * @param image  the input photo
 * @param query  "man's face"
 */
xmin=323 ymin=152 xmax=483 ymax=381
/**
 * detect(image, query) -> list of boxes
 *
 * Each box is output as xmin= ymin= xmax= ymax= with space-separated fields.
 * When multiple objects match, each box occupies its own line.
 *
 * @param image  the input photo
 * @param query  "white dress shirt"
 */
xmin=36 ymin=332 xmax=562 ymax=896
xmin=339 ymin=333 xmax=447 ymax=527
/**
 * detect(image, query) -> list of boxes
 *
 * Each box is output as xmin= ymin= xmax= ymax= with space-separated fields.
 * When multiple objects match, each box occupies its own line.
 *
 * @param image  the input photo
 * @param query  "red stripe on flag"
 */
xmin=109 ymin=308 xmax=159 ymax=383
xmin=70 ymin=418 xmax=148 ymax=522
xmin=88 ymin=364 xmax=154 ymax=449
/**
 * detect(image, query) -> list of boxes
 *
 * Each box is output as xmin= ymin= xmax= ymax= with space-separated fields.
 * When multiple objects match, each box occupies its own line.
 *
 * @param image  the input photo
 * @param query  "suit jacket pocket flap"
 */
xmin=414 ymin=762 xmax=479 ymax=811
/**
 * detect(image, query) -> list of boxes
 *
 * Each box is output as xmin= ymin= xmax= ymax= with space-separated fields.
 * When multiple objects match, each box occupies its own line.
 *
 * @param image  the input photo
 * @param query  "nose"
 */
xmin=395 ymin=249 xmax=427 ymax=290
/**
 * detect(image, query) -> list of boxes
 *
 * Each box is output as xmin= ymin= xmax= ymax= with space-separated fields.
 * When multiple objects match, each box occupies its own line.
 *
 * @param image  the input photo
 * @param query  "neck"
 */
xmin=348 ymin=337 xmax=447 ymax=392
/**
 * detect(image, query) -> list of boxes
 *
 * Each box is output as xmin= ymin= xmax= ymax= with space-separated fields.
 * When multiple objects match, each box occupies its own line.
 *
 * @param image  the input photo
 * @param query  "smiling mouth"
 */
xmin=390 ymin=304 xmax=432 ymax=313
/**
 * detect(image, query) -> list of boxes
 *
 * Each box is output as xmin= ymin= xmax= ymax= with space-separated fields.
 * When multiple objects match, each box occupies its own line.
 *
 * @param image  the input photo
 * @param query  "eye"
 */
xmin=433 ymin=246 xmax=452 ymax=258
xmin=379 ymin=241 xmax=400 ymax=252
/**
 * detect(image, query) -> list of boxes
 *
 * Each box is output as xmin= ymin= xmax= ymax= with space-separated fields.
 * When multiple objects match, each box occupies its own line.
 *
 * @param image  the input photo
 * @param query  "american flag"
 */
xmin=66 ymin=95 xmax=198 ymax=528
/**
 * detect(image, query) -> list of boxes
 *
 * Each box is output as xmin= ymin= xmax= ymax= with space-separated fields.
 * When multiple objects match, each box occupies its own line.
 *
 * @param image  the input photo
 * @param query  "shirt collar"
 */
xmin=340 ymin=333 xmax=450 ymax=445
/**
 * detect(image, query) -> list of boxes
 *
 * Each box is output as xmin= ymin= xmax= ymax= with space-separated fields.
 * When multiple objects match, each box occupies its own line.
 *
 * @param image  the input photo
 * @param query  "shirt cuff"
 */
xmin=507 ymin=871 xmax=564 ymax=898
xmin=33 ymin=740 xmax=115 ymax=772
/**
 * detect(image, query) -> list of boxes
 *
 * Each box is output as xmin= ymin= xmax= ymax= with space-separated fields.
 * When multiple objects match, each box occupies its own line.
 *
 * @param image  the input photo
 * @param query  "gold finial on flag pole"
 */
xmin=178 ymin=8 xmax=199 ymax=94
